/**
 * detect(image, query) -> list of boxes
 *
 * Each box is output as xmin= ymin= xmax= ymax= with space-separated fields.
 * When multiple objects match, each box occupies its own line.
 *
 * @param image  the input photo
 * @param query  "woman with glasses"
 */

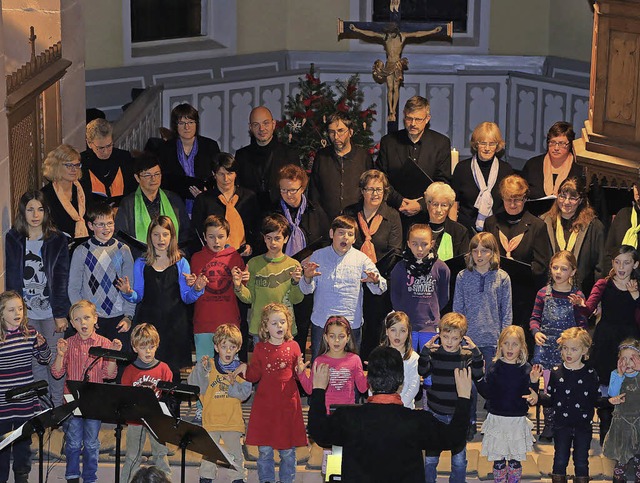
xmin=424 ymin=182 xmax=469 ymax=261
xmin=541 ymin=177 xmax=604 ymax=296
xmin=452 ymin=122 xmax=514 ymax=237
xmin=159 ymin=103 xmax=221 ymax=215
xmin=522 ymin=122 xmax=584 ymax=206
xmin=274 ymin=164 xmax=329 ymax=357
xmin=343 ymin=169 xmax=402 ymax=360
xmin=41 ymin=144 xmax=90 ymax=239
xmin=484 ymin=175 xmax=551 ymax=350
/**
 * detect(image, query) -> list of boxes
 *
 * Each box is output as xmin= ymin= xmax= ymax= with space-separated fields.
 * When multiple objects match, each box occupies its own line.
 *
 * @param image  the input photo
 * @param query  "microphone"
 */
xmin=7 ymin=380 xmax=48 ymax=400
xmin=88 ymin=346 xmax=134 ymax=362
xmin=157 ymin=381 xmax=200 ymax=397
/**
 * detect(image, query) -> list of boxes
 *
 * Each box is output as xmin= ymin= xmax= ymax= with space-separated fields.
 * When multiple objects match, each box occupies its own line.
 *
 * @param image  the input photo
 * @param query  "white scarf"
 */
xmin=471 ymin=155 xmax=499 ymax=231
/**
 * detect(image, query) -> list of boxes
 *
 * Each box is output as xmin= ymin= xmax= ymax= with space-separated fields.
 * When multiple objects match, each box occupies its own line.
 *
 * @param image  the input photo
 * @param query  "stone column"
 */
xmin=0 ymin=6 xmax=10 ymax=290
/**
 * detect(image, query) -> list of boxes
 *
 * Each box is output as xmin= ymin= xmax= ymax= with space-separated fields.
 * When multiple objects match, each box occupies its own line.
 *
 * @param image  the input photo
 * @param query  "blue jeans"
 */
xmin=552 ymin=424 xmax=592 ymax=476
xmin=257 ymin=446 xmax=296 ymax=483
xmin=470 ymin=346 xmax=496 ymax=424
xmin=424 ymin=411 xmax=467 ymax=483
xmin=0 ymin=417 xmax=31 ymax=481
xmin=311 ymin=324 xmax=361 ymax=362
xmin=64 ymin=416 xmax=101 ymax=482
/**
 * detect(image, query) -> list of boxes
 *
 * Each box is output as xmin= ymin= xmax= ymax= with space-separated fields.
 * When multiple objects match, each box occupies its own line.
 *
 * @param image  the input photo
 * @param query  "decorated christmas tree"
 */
xmin=277 ymin=64 xmax=377 ymax=170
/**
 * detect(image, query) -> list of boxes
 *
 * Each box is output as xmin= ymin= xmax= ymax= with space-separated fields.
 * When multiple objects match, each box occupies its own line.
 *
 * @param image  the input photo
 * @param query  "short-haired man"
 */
xmin=308 ymin=346 xmax=471 ymax=482
xmin=80 ymin=118 xmax=136 ymax=207
xmin=115 ymin=155 xmax=190 ymax=258
xmin=234 ymin=106 xmax=300 ymax=209
xmin=308 ymin=112 xmax=374 ymax=221
xmin=377 ymin=95 xmax=452 ymax=225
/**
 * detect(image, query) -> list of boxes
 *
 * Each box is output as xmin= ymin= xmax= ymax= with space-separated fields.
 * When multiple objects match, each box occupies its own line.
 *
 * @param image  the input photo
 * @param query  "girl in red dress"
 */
xmin=236 ymin=302 xmax=307 ymax=483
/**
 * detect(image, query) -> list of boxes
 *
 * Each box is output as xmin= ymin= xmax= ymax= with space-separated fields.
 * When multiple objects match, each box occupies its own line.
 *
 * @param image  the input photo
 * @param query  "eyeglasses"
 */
xmin=477 ymin=142 xmax=499 ymax=148
xmin=138 ymin=172 xmax=162 ymax=180
xmin=504 ymin=197 xmax=526 ymax=204
xmin=250 ymin=120 xmax=273 ymax=129
xmin=280 ymin=187 xmax=302 ymax=195
xmin=91 ymin=142 xmax=113 ymax=152
xmin=328 ymin=128 xmax=350 ymax=137
xmin=92 ymin=221 xmax=114 ymax=229
xmin=557 ymin=193 xmax=580 ymax=203
xmin=362 ymin=187 xmax=384 ymax=195
xmin=428 ymin=201 xmax=450 ymax=209
xmin=548 ymin=141 xmax=571 ymax=148
xmin=62 ymin=163 xmax=82 ymax=170
xmin=177 ymin=121 xmax=196 ymax=128
xmin=404 ymin=116 xmax=427 ymax=124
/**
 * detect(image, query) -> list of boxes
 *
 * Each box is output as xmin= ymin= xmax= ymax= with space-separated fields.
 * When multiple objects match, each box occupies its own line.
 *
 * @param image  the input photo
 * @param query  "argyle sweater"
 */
xmin=68 ymin=237 xmax=135 ymax=319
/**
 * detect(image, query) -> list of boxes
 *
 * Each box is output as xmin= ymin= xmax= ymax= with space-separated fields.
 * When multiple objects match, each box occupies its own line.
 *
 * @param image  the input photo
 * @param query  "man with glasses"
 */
xmin=80 ymin=118 xmax=136 ymax=207
xmin=308 ymin=112 xmax=374 ymax=220
xmin=115 ymin=155 xmax=190 ymax=258
xmin=235 ymin=106 xmax=300 ymax=210
xmin=377 ymin=95 xmax=452 ymax=227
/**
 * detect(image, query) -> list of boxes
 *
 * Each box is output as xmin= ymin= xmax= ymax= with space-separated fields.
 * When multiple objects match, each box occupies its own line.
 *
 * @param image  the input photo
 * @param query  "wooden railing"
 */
xmin=112 ymin=85 xmax=164 ymax=153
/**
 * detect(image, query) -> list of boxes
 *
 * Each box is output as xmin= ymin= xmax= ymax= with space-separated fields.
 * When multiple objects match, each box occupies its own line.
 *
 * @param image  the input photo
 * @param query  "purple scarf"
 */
xmin=177 ymin=137 xmax=199 ymax=214
xmin=281 ymin=195 xmax=307 ymax=256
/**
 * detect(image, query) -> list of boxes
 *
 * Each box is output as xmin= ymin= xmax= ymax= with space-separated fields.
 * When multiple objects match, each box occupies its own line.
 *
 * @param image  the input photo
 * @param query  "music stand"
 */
xmin=0 ymin=402 xmax=78 ymax=483
xmin=144 ymin=413 xmax=235 ymax=483
xmin=67 ymin=381 xmax=164 ymax=483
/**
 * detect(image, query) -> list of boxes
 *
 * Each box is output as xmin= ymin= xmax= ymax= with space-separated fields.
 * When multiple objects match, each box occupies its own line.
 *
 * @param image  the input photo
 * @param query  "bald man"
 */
xmin=234 ymin=106 xmax=300 ymax=208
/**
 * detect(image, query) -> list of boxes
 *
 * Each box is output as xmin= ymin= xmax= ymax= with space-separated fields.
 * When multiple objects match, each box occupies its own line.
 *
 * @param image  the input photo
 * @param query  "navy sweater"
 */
xmin=476 ymin=359 xmax=537 ymax=417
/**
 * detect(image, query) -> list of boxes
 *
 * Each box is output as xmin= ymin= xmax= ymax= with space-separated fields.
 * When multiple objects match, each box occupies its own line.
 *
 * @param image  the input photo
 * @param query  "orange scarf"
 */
xmin=52 ymin=181 xmax=88 ymax=238
xmin=218 ymin=192 xmax=245 ymax=249
xmin=498 ymin=230 xmax=525 ymax=258
xmin=367 ymin=393 xmax=403 ymax=405
xmin=357 ymin=211 xmax=383 ymax=263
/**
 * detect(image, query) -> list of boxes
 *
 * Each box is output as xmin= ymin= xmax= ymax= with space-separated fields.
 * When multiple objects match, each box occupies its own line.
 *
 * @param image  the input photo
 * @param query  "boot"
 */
xmin=493 ymin=465 xmax=508 ymax=483
xmin=539 ymin=407 xmax=554 ymax=442
xmin=574 ymin=477 xmax=589 ymax=483
xmin=612 ymin=476 xmax=626 ymax=483
xmin=551 ymin=475 xmax=567 ymax=483
xmin=507 ymin=464 xmax=523 ymax=483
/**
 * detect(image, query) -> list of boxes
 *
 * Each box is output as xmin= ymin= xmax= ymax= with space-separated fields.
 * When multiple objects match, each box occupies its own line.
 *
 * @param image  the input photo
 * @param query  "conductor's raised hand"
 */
xmin=312 ymin=362 xmax=331 ymax=390
xmin=454 ymin=367 xmax=472 ymax=399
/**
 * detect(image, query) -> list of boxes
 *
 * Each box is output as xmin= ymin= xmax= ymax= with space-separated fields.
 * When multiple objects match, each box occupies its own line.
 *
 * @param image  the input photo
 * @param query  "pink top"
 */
xmin=50 ymin=332 xmax=117 ymax=393
xmin=299 ymin=352 xmax=368 ymax=414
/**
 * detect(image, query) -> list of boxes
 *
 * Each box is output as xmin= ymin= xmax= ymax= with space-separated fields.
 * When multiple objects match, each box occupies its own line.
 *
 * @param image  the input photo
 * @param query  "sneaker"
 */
xmin=199 ymin=479 xmax=213 ymax=483
xmin=193 ymin=408 xmax=202 ymax=424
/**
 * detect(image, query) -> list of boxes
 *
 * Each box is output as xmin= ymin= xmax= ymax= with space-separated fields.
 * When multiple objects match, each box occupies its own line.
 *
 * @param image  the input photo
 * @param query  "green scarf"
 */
xmin=437 ymin=232 xmax=454 ymax=261
xmin=134 ymin=188 xmax=179 ymax=242
xmin=622 ymin=207 xmax=640 ymax=248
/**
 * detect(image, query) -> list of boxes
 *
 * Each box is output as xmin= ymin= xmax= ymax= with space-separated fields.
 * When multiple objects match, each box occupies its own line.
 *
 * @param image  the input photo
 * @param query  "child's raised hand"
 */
xmin=54 ymin=317 xmax=68 ymax=333
xmin=462 ymin=335 xmax=477 ymax=350
xmin=296 ymin=354 xmax=310 ymax=375
xmin=110 ymin=339 xmax=123 ymax=351
xmin=303 ymin=262 xmax=321 ymax=281
xmin=35 ymin=333 xmax=46 ymax=347
xmin=530 ymin=364 xmax=543 ymax=383
xmin=631 ymin=353 xmax=640 ymax=372
xmin=627 ymin=279 xmax=639 ymax=297
xmin=425 ymin=334 xmax=440 ymax=350
xmin=567 ymin=293 xmax=585 ymax=307
xmin=116 ymin=317 xmax=131 ymax=333
xmin=522 ymin=388 xmax=538 ymax=406
xmin=454 ymin=367 xmax=472 ymax=399
xmin=193 ymin=273 xmax=209 ymax=292
xmin=232 ymin=362 xmax=247 ymax=379
xmin=241 ymin=245 xmax=252 ymax=257
xmin=114 ymin=276 xmax=132 ymax=295
xmin=312 ymin=362 xmax=330 ymax=390
xmin=57 ymin=338 xmax=68 ymax=356
xmin=361 ymin=270 xmax=380 ymax=284
xmin=290 ymin=265 xmax=302 ymax=284
xmin=609 ymin=393 xmax=626 ymax=405
xmin=200 ymin=355 xmax=211 ymax=371
xmin=534 ymin=332 xmax=547 ymax=346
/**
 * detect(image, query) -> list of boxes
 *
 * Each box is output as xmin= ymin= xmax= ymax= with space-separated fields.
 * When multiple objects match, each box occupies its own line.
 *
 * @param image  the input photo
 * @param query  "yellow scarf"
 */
xmin=555 ymin=216 xmax=578 ymax=252
xmin=622 ymin=208 xmax=640 ymax=248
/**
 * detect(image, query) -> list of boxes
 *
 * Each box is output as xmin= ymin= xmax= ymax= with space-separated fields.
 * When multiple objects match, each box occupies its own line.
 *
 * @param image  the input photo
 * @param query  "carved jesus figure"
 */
xmin=349 ymin=22 xmax=443 ymax=121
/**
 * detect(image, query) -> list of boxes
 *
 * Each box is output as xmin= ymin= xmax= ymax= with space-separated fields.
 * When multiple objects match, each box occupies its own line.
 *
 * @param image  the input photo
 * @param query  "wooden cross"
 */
xmin=29 ymin=26 xmax=37 ymax=61
xmin=338 ymin=2 xmax=453 ymax=130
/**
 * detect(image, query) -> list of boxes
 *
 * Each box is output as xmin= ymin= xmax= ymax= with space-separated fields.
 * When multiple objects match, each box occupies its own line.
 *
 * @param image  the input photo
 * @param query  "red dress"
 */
xmin=244 ymin=340 xmax=307 ymax=449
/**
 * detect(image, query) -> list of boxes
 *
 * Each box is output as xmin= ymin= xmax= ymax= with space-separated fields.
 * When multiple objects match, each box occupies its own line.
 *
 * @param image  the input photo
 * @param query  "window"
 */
xmin=372 ymin=0 xmax=469 ymax=33
xmin=131 ymin=0 xmax=203 ymax=43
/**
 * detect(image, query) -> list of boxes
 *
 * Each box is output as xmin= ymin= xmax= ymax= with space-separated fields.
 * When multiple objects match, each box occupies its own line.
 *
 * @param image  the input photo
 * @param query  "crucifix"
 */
xmin=338 ymin=1 xmax=453 ymax=130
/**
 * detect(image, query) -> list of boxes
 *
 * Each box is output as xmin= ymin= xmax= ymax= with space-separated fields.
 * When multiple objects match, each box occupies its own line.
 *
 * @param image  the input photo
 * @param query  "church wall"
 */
xmin=489 ymin=0 xmax=551 ymax=57
xmin=547 ymin=0 xmax=594 ymax=62
xmin=0 ymin=7 xmax=9 ymax=290
xmin=84 ymin=0 xmax=123 ymax=69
